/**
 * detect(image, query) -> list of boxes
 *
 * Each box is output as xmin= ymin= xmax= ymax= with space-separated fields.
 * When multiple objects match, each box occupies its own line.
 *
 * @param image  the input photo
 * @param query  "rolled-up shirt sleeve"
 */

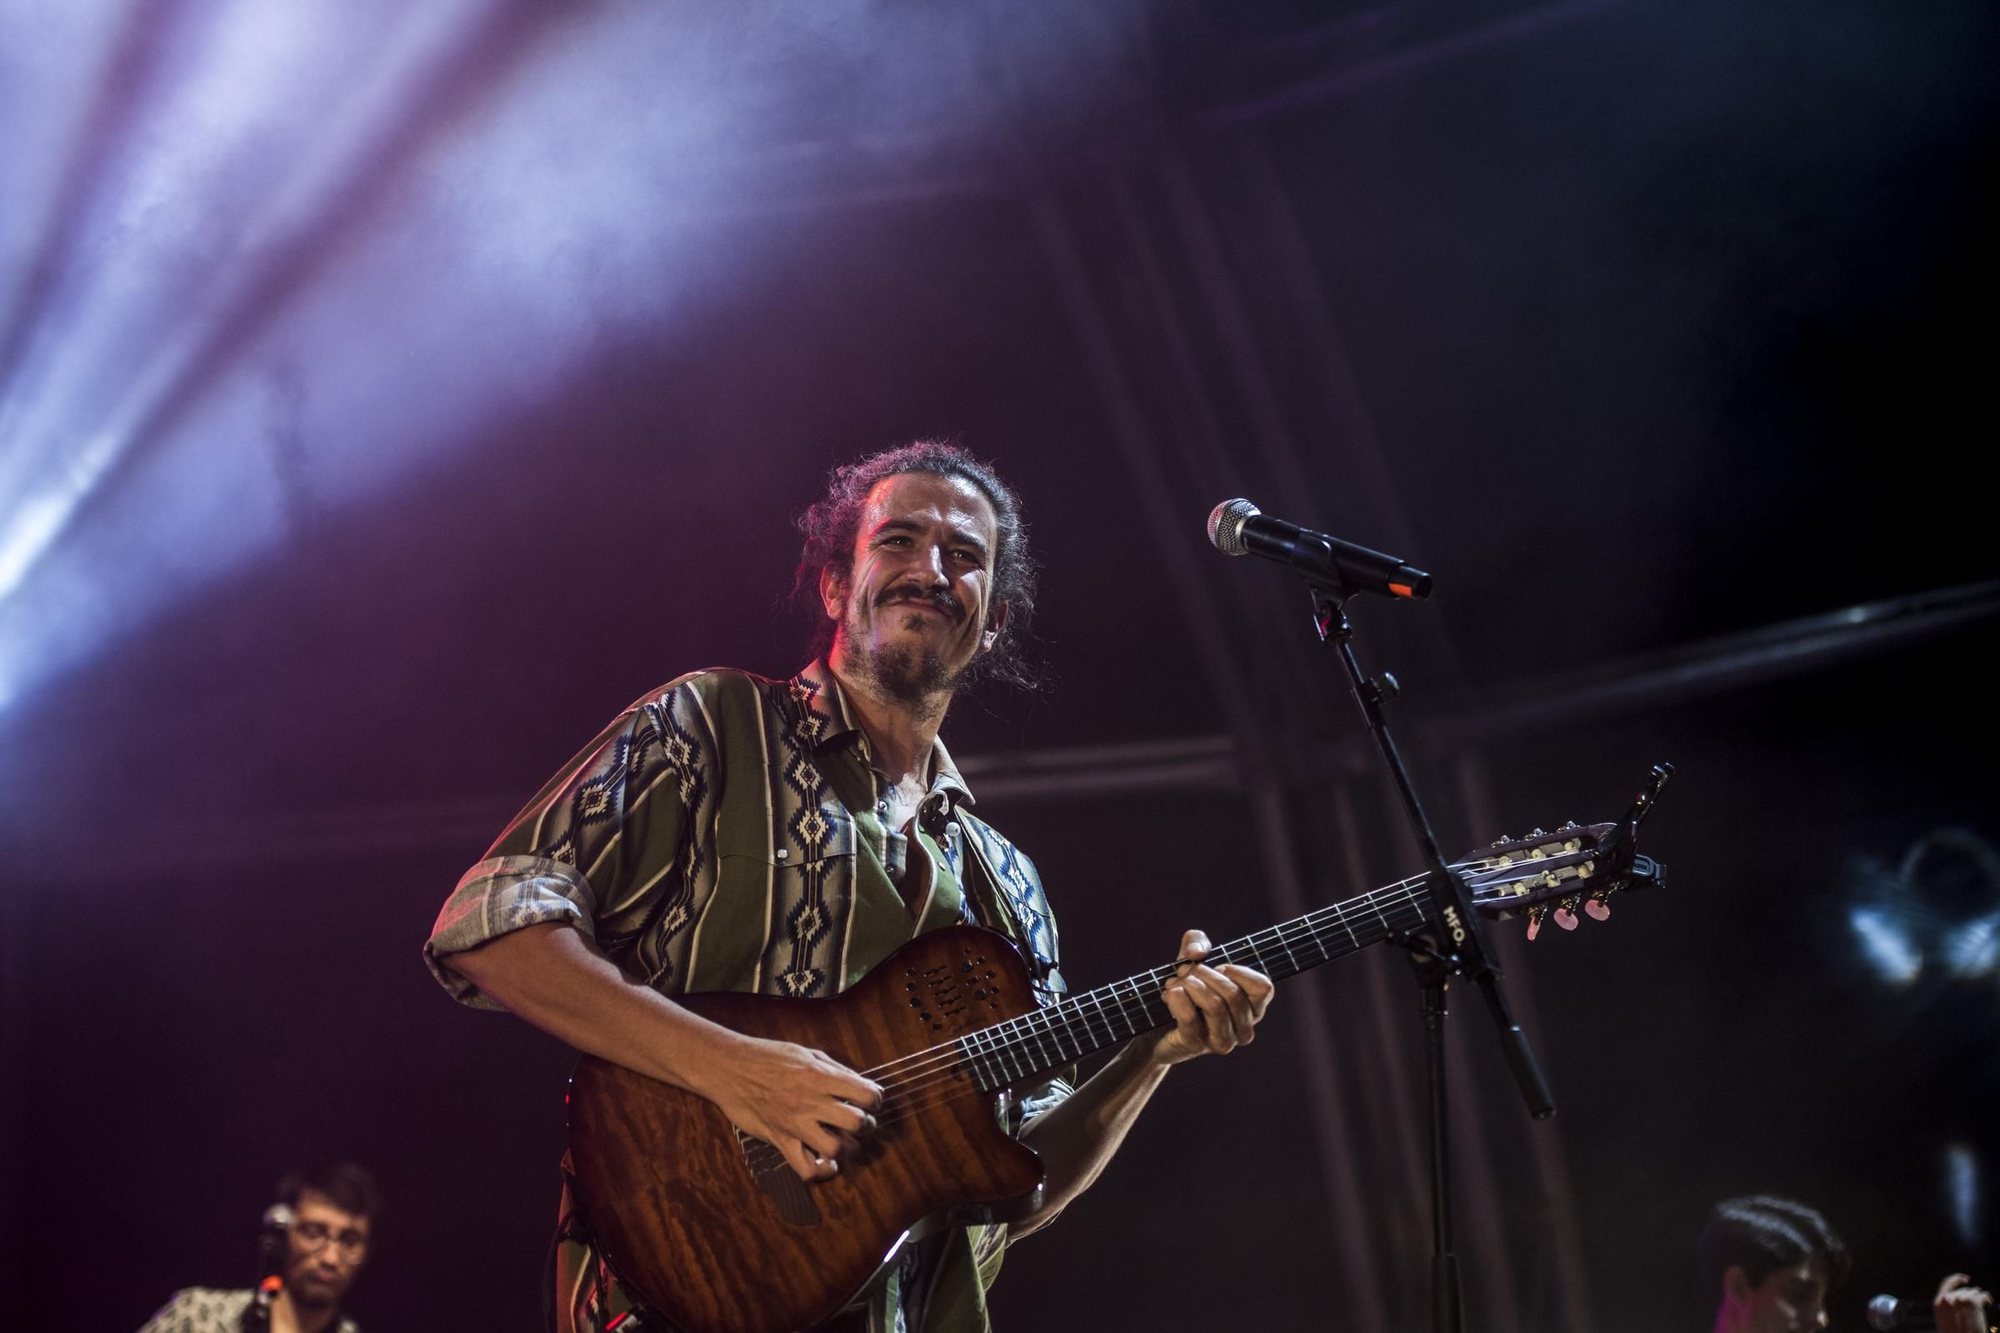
xmin=425 ymin=682 xmax=711 ymax=1008
xmin=424 ymin=854 xmax=601 ymax=1008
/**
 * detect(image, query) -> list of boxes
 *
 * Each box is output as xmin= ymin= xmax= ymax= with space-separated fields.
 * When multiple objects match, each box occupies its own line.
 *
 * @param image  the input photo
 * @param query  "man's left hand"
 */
xmin=1151 ymin=929 xmax=1275 ymax=1066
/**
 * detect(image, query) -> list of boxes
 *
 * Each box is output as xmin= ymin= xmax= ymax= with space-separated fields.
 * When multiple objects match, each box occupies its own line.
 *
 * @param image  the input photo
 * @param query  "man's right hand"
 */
xmin=1935 ymin=1274 xmax=1993 ymax=1333
xmin=443 ymin=924 xmax=883 ymax=1183
xmin=694 ymin=1034 xmax=884 ymax=1182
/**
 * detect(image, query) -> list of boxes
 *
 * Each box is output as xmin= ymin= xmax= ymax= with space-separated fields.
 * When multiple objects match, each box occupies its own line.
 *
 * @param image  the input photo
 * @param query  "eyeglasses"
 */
xmin=293 ymin=1220 xmax=368 ymax=1259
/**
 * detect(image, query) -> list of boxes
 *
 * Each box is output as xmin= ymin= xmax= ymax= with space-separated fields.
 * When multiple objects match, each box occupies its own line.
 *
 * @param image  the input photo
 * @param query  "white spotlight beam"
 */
xmin=0 ymin=0 xmax=512 ymax=614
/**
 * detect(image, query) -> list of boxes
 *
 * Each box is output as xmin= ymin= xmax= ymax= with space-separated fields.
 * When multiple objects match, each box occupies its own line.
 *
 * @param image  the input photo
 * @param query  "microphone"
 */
xmin=1869 ymin=1293 xmax=1933 ymax=1330
xmin=249 ymin=1203 xmax=294 ymax=1330
xmin=1207 ymin=499 xmax=1433 ymax=600
xmin=259 ymin=1203 xmax=294 ymax=1247
xmin=257 ymin=1203 xmax=293 ymax=1278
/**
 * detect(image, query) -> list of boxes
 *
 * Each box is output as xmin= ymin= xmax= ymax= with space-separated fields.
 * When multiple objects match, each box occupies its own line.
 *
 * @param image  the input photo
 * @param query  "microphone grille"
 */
xmin=1864 ymin=1295 xmax=1900 ymax=1331
xmin=1207 ymin=499 xmax=1260 ymax=556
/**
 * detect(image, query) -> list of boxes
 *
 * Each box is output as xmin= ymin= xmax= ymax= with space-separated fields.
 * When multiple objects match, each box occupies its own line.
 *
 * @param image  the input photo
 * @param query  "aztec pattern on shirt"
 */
xmin=426 ymin=660 xmax=1065 ymax=1007
xmin=136 ymin=1287 xmax=361 ymax=1333
xmin=425 ymin=661 xmax=1072 ymax=1333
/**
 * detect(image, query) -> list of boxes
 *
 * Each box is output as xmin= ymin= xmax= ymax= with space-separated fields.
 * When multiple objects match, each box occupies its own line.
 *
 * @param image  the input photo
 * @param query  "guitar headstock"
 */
xmin=1463 ymin=763 xmax=1673 ymax=940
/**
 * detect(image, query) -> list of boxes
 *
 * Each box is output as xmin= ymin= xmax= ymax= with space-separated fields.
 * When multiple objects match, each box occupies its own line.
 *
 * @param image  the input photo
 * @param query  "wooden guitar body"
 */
xmin=567 ymin=925 xmax=1047 ymax=1333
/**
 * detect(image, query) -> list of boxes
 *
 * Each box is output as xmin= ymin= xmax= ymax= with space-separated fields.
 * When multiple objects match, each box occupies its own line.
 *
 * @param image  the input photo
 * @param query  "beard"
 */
xmin=842 ymin=592 xmax=972 ymax=706
xmin=863 ymin=638 xmax=955 ymax=704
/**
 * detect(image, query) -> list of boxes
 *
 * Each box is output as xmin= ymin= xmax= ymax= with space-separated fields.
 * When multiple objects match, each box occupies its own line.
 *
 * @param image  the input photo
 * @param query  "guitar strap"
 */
xmin=948 ymin=812 xmax=1066 ymax=1007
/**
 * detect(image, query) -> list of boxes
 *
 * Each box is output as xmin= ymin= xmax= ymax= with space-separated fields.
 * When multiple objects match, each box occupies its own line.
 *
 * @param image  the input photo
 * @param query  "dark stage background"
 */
xmin=1 ymin=2 xmax=1996 ymax=1329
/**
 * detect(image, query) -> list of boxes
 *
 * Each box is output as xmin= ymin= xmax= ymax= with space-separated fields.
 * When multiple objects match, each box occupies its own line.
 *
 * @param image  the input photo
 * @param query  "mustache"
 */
xmin=876 ymin=586 xmax=963 ymax=621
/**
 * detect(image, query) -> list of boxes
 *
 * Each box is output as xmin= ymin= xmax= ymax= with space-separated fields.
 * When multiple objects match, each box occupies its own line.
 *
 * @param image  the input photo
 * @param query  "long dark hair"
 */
xmin=793 ymin=439 xmax=1043 ymax=691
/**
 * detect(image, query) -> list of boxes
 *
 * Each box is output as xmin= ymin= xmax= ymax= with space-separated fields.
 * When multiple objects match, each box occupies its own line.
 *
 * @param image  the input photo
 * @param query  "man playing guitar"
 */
xmin=425 ymin=441 xmax=1275 ymax=1332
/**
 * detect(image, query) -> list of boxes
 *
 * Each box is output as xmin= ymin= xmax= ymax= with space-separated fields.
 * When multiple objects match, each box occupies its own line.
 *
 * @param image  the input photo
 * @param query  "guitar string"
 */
xmin=870 ymin=859 xmax=1474 ymax=1083
xmin=738 ymin=843 xmax=1607 ymax=1173
xmin=856 ymin=844 xmax=1572 ymax=1093
xmin=739 ymin=840 xmax=1609 ymax=1171
xmin=736 ymin=888 xmax=1451 ymax=1172
xmin=934 ymin=836 xmax=1601 ymax=1089
xmin=737 ymin=836 xmax=1606 ymax=1172
xmin=896 ymin=867 xmax=1438 ymax=1087
xmin=824 ymin=828 xmax=1600 ymax=1101
xmin=734 ymin=853 xmax=1584 ymax=1171
xmin=735 ymin=869 xmax=1507 ymax=1172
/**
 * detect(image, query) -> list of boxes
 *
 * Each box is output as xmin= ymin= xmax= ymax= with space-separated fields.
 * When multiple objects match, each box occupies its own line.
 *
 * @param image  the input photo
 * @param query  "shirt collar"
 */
xmin=787 ymin=660 xmax=976 ymax=809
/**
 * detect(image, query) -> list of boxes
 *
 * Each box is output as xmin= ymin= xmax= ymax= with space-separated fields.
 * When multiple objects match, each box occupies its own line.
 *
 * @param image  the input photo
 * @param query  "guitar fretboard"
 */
xmin=955 ymin=873 xmax=1441 ymax=1093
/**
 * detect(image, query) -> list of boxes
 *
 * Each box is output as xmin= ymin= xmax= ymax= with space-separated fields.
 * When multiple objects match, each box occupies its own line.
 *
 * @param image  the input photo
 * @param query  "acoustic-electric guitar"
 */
xmin=566 ymin=765 xmax=1672 ymax=1333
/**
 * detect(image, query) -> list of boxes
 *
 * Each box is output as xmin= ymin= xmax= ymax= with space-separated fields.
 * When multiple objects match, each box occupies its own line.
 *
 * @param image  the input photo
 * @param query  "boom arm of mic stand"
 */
xmin=1471 ymin=962 xmax=1556 ymax=1120
xmin=1421 ymin=862 xmax=1557 ymax=1119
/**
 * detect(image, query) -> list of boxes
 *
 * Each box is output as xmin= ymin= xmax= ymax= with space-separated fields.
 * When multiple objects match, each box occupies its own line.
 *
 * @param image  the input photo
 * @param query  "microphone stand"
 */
xmin=1307 ymin=584 xmax=1556 ymax=1333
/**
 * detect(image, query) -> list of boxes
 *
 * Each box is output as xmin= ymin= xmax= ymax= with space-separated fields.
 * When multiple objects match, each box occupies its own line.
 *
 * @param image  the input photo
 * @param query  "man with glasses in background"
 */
xmin=137 ymin=1162 xmax=377 ymax=1333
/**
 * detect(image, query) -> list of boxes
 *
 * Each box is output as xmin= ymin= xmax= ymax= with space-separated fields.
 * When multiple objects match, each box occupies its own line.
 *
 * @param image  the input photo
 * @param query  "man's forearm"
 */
xmin=1012 ymin=1038 xmax=1171 ymax=1237
xmin=444 ymin=921 xmax=741 ymax=1092
xmin=444 ymin=922 xmax=885 ymax=1181
xmin=1009 ymin=940 xmax=1276 ymax=1238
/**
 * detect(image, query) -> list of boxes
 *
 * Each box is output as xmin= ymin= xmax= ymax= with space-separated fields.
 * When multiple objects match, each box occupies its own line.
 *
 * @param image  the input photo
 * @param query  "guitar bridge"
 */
xmin=736 ymin=1127 xmax=823 ymax=1227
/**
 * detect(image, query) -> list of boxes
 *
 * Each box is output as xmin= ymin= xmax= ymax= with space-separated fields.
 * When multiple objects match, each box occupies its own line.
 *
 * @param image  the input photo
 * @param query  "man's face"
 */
xmin=1725 ymin=1259 xmax=1829 ymax=1333
xmin=283 ymin=1189 xmax=369 ymax=1311
xmin=822 ymin=472 xmax=1003 ymax=704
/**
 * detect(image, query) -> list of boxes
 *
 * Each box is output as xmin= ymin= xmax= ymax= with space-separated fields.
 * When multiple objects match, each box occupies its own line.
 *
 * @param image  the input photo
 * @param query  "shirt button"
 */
xmin=775 ymin=849 xmax=788 ymax=860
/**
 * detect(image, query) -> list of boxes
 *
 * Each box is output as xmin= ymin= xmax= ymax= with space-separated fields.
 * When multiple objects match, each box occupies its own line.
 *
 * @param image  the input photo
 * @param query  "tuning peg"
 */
xmin=1491 ymin=835 xmax=1514 ymax=848
xmin=1525 ymin=903 xmax=1549 ymax=941
xmin=1528 ymin=827 xmax=1548 ymax=839
xmin=1583 ymin=894 xmax=1611 ymax=922
xmin=1559 ymin=820 xmax=1579 ymax=831
xmin=1553 ymin=893 xmax=1583 ymax=931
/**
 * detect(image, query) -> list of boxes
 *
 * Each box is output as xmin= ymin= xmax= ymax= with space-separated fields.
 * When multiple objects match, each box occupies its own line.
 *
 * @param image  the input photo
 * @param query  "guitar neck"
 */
xmin=958 ymin=872 xmax=1435 ymax=1093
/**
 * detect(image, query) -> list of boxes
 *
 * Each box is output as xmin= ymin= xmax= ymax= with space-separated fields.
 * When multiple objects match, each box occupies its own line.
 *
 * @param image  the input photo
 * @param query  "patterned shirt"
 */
xmin=136 ymin=1287 xmax=360 ymax=1333
xmin=426 ymin=661 xmax=1070 ymax=1333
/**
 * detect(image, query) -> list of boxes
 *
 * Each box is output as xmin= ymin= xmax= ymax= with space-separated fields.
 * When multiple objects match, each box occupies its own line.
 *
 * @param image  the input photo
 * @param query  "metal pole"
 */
xmin=1453 ymin=748 xmax=1595 ymax=1333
